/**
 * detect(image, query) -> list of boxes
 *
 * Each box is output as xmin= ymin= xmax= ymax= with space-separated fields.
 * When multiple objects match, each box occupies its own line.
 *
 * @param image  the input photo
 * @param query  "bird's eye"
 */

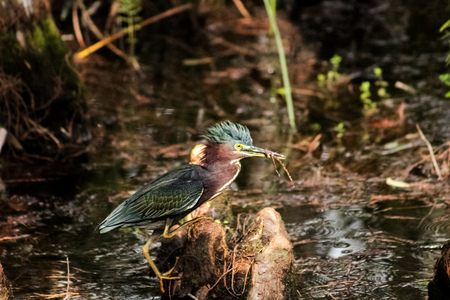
xmin=235 ymin=143 xmax=243 ymax=150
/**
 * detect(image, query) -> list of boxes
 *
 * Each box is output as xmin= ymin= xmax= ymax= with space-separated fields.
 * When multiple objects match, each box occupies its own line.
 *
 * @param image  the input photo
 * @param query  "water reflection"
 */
xmin=283 ymin=193 xmax=444 ymax=299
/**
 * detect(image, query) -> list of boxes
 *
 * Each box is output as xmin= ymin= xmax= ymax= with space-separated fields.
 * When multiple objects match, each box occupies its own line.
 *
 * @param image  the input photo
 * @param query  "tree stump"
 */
xmin=0 ymin=260 xmax=12 ymax=299
xmin=161 ymin=207 xmax=294 ymax=299
xmin=429 ymin=241 xmax=450 ymax=299
xmin=246 ymin=208 xmax=294 ymax=300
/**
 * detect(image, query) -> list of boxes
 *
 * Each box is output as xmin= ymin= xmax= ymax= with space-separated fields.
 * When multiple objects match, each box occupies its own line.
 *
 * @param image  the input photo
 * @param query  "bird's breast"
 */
xmin=201 ymin=161 xmax=241 ymax=202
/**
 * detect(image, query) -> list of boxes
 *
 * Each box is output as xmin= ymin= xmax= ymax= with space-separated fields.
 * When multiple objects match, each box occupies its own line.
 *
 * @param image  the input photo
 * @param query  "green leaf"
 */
xmin=440 ymin=19 xmax=450 ymax=32
xmin=374 ymin=67 xmax=382 ymax=76
xmin=384 ymin=141 xmax=400 ymax=149
xmin=378 ymin=88 xmax=386 ymax=97
xmin=360 ymin=81 xmax=370 ymax=91
xmin=440 ymin=73 xmax=450 ymax=85
xmin=309 ymin=123 xmax=321 ymax=131
xmin=330 ymin=54 xmax=342 ymax=66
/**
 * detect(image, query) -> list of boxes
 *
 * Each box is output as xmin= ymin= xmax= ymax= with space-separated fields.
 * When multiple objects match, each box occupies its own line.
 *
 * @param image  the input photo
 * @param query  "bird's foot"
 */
xmin=157 ymin=257 xmax=181 ymax=293
xmin=162 ymin=257 xmax=179 ymax=277
xmin=158 ymin=274 xmax=181 ymax=293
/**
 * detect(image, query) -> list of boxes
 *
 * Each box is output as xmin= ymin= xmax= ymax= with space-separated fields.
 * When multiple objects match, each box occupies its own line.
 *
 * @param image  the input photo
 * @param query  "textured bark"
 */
xmin=162 ymin=207 xmax=294 ymax=299
xmin=247 ymin=208 xmax=294 ymax=300
xmin=175 ymin=220 xmax=229 ymax=299
xmin=429 ymin=241 xmax=450 ymax=299
xmin=0 ymin=260 xmax=12 ymax=300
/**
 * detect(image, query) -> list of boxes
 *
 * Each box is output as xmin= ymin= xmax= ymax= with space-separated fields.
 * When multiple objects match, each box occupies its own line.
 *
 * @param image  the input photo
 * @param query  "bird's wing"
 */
xmin=99 ymin=165 xmax=204 ymax=233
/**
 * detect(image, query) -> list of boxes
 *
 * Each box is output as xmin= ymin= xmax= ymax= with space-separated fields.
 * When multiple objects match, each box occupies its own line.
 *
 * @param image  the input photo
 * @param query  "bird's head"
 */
xmin=191 ymin=121 xmax=284 ymax=165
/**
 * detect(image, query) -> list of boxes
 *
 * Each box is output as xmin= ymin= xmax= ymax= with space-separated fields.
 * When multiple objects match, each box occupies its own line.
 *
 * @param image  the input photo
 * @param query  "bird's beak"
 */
xmin=242 ymin=146 xmax=285 ymax=159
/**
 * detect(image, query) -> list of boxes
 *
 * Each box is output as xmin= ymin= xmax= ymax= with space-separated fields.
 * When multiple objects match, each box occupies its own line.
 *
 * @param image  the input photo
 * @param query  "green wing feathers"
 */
xmin=99 ymin=165 xmax=204 ymax=233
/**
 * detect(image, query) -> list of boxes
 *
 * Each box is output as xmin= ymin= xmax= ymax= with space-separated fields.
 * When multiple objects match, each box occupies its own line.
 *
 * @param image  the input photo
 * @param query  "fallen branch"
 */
xmin=0 ymin=235 xmax=30 ymax=242
xmin=416 ymin=124 xmax=442 ymax=180
xmin=74 ymin=3 xmax=192 ymax=61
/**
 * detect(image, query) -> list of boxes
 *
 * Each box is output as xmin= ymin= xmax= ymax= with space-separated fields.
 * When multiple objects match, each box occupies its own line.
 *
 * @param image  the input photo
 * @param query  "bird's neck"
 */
xmin=201 ymin=144 xmax=242 ymax=197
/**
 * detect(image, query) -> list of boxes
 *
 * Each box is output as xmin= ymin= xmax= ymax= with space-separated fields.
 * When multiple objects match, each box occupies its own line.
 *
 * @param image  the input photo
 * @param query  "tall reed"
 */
xmin=263 ymin=0 xmax=296 ymax=131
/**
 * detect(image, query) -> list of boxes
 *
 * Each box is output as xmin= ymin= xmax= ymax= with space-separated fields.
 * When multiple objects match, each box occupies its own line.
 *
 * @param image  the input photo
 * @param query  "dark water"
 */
xmin=1 ymin=120 xmax=449 ymax=299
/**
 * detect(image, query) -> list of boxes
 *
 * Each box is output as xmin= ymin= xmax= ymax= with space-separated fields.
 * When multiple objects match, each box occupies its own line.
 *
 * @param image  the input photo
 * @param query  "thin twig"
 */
xmin=63 ymin=257 xmax=71 ymax=300
xmin=232 ymin=0 xmax=252 ymax=19
xmin=417 ymin=199 xmax=438 ymax=228
xmin=264 ymin=148 xmax=294 ymax=185
xmin=74 ymin=3 xmax=192 ymax=61
xmin=79 ymin=1 xmax=135 ymax=67
xmin=187 ymin=293 xmax=198 ymax=300
xmin=208 ymin=260 xmax=235 ymax=291
xmin=323 ymin=290 xmax=338 ymax=300
xmin=240 ymin=257 xmax=252 ymax=296
xmin=231 ymin=245 xmax=238 ymax=295
xmin=416 ymin=124 xmax=442 ymax=180
xmin=0 ymin=235 xmax=30 ymax=241
xmin=72 ymin=0 xmax=85 ymax=48
xmin=271 ymin=155 xmax=282 ymax=177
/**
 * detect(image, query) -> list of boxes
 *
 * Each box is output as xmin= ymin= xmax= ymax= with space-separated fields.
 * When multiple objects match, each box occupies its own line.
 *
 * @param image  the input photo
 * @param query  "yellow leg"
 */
xmin=142 ymin=236 xmax=180 ymax=293
xmin=162 ymin=257 xmax=179 ymax=277
xmin=142 ymin=216 xmax=212 ymax=293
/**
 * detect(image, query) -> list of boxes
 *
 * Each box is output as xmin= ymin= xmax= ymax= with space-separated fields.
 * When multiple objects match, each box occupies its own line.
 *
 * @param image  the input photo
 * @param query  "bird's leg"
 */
xmin=143 ymin=216 xmax=212 ymax=292
xmin=142 ymin=235 xmax=180 ymax=293
xmin=156 ymin=216 xmax=213 ymax=280
xmin=161 ymin=257 xmax=179 ymax=277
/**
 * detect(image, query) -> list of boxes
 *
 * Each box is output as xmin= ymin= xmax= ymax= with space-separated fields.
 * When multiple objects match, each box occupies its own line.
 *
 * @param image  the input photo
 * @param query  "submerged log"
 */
xmin=428 ymin=241 xmax=450 ymax=299
xmin=161 ymin=207 xmax=294 ymax=299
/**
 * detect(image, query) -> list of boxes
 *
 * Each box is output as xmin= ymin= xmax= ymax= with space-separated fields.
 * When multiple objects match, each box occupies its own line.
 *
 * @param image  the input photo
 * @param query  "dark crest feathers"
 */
xmin=203 ymin=121 xmax=253 ymax=145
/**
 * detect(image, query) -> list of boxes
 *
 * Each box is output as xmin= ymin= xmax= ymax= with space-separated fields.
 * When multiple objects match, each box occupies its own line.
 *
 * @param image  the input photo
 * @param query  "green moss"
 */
xmin=31 ymin=24 xmax=45 ymax=53
xmin=0 ymin=12 xmax=88 ymax=157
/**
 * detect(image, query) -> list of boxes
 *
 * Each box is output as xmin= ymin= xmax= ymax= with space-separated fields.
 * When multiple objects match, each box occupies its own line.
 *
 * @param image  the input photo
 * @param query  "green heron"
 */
xmin=98 ymin=121 xmax=284 ymax=292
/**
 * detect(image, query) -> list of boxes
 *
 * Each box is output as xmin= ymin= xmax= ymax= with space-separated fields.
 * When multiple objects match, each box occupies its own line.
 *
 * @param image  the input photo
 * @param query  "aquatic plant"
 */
xmin=263 ymin=0 xmax=296 ymax=131
xmin=317 ymin=54 xmax=347 ymax=110
xmin=440 ymin=19 xmax=450 ymax=97
xmin=334 ymin=122 xmax=345 ymax=147
xmin=439 ymin=74 xmax=450 ymax=97
xmin=360 ymin=81 xmax=376 ymax=115
xmin=118 ymin=0 xmax=142 ymax=58
xmin=318 ymin=54 xmax=343 ymax=88
xmin=374 ymin=67 xmax=388 ymax=98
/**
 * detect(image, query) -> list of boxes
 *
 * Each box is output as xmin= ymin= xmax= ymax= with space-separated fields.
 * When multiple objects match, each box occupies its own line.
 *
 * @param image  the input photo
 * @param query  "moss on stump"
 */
xmin=0 ymin=1 xmax=89 ymax=159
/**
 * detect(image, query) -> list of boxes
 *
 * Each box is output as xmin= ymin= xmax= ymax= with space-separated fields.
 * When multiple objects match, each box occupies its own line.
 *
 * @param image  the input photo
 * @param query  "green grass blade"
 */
xmin=263 ymin=0 xmax=296 ymax=131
